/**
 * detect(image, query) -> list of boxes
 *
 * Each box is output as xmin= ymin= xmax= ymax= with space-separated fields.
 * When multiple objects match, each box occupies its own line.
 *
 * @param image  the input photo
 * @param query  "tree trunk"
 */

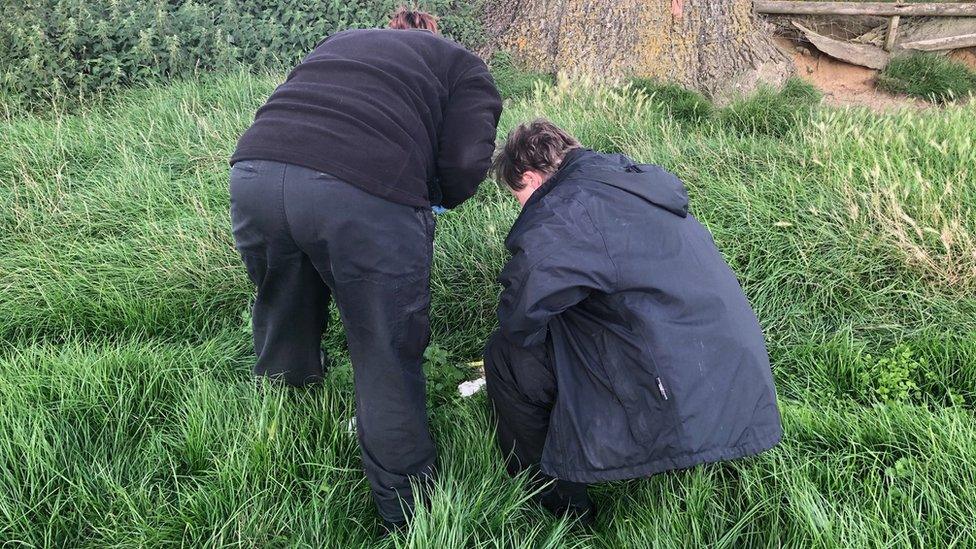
xmin=482 ymin=0 xmax=793 ymax=100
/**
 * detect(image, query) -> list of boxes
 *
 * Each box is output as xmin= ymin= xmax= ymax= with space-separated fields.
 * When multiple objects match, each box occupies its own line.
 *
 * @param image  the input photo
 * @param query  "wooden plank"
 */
xmin=756 ymin=2 xmax=976 ymax=17
xmin=884 ymin=16 xmax=901 ymax=51
xmin=893 ymin=16 xmax=976 ymax=48
xmin=794 ymin=21 xmax=891 ymax=69
xmin=901 ymin=32 xmax=976 ymax=50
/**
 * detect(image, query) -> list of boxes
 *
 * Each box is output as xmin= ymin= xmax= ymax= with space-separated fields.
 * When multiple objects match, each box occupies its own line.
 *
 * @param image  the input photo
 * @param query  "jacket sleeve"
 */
xmin=436 ymin=60 xmax=503 ymax=209
xmin=497 ymin=200 xmax=616 ymax=347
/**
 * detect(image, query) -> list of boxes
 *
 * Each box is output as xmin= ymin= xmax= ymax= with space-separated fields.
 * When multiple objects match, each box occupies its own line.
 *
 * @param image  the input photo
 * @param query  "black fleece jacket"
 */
xmin=231 ymin=29 xmax=502 ymax=208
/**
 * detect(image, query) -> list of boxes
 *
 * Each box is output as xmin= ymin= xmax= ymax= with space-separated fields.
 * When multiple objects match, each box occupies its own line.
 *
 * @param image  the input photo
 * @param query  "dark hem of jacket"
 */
xmin=542 ymin=429 xmax=783 ymax=484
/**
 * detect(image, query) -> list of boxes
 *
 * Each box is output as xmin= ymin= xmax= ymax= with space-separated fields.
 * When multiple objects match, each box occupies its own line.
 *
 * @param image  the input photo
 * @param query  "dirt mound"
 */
xmin=774 ymin=37 xmax=926 ymax=111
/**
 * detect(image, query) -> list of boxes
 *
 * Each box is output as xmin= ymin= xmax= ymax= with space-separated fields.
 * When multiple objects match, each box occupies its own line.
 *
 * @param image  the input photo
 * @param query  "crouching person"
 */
xmin=484 ymin=120 xmax=783 ymax=522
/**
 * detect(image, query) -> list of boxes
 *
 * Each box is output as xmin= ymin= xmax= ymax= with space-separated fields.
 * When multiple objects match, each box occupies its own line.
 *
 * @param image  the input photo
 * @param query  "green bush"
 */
xmin=718 ymin=77 xmax=821 ymax=137
xmin=630 ymin=78 xmax=714 ymax=125
xmin=0 ymin=0 xmax=484 ymax=105
xmin=878 ymin=53 xmax=976 ymax=104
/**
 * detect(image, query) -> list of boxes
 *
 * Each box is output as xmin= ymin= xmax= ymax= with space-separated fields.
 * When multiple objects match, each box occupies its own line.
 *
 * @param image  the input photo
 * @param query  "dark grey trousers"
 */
xmin=483 ymin=331 xmax=591 ymax=513
xmin=230 ymin=159 xmax=436 ymax=524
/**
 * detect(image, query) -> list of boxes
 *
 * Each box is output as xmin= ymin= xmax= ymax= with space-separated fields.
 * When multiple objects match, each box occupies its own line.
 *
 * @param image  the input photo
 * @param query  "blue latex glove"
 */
xmin=431 ymin=205 xmax=448 ymax=215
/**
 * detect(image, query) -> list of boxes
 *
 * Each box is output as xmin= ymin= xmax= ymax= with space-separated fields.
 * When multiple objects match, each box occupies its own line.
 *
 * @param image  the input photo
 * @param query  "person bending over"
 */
xmin=485 ymin=119 xmax=782 ymax=522
xmin=229 ymin=9 xmax=502 ymax=530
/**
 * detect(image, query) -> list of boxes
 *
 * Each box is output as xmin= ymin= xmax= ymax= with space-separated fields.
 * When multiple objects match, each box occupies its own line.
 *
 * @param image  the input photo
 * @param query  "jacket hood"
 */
xmin=547 ymin=149 xmax=689 ymax=218
xmin=506 ymin=149 xmax=689 ymax=250
xmin=584 ymin=159 xmax=689 ymax=218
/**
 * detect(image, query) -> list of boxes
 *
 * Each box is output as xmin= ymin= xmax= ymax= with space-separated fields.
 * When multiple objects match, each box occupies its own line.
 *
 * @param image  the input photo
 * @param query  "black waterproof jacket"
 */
xmin=497 ymin=149 xmax=782 ymax=483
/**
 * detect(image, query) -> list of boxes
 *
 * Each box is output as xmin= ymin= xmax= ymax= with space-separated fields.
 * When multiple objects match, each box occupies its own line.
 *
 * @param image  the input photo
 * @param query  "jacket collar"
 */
xmin=520 ymin=147 xmax=588 ymax=211
xmin=505 ymin=148 xmax=590 ymax=251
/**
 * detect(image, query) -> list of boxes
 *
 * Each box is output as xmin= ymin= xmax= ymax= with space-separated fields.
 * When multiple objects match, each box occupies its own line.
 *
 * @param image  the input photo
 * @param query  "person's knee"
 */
xmin=483 ymin=330 xmax=510 ymax=380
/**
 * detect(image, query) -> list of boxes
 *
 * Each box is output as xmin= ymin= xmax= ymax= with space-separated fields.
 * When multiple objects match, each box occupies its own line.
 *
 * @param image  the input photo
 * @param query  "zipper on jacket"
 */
xmin=655 ymin=377 xmax=669 ymax=401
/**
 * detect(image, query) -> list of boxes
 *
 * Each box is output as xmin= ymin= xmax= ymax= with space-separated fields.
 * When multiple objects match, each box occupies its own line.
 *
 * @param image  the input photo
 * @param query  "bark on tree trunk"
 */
xmin=481 ymin=0 xmax=794 ymax=100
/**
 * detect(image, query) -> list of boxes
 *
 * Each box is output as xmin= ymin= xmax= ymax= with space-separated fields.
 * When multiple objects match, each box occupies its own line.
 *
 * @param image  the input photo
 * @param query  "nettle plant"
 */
xmin=423 ymin=344 xmax=471 ymax=406
xmin=857 ymin=344 xmax=924 ymax=405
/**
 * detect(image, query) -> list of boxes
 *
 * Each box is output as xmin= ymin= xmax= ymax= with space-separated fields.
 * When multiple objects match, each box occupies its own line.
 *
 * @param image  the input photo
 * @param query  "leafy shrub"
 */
xmin=857 ymin=345 xmax=924 ymax=404
xmin=0 ymin=0 xmax=484 ymax=105
xmin=878 ymin=53 xmax=976 ymax=104
xmin=630 ymin=78 xmax=714 ymax=125
xmin=488 ymin=52 xmax=554 ymax=100
xmin=718 ymin=77 xmax=821 ymax=137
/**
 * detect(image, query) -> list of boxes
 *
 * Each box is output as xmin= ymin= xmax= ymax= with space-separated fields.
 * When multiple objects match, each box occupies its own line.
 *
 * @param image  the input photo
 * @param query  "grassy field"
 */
xmin=1 ymin=72 xmax=975 ymax=547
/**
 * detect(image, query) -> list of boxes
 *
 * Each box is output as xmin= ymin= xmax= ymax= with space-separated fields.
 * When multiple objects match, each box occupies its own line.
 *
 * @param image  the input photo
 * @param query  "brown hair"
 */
xmin=388 ymin=7 xmax=439 ymax=34
xmin=492 ymin=119 xmax=581 ymax=191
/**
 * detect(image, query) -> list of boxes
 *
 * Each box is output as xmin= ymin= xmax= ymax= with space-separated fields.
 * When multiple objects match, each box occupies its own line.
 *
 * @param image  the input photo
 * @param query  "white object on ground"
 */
xmin=346 ymin=416 xmax=356 ymax=436
xmin=458 ymin=377 xmax=487 ymax=398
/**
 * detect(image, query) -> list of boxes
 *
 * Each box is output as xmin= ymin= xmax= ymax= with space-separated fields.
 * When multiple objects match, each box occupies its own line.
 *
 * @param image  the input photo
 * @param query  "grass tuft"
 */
xmin=489 ymin=52 xmax=556 ymax=100
xmin=718 ymin=78 xmax=822 ymax=137
xmin=878 ymin=53 xmax=976 ymax=104
xmin=629 ymin=78 xmax=714 ymax=125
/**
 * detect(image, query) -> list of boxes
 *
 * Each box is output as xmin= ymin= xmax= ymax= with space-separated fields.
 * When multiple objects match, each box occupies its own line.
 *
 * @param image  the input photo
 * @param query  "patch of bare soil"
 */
xmin=949 ymin=47 xmax=976 ymax=70
xmin=773 ymin=37 xmax=927 ymax=111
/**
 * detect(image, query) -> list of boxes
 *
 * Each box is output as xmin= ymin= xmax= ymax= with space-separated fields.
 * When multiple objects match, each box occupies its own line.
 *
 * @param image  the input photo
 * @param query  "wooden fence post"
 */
xmin=884 ymin=15 xmax=900 ymax=51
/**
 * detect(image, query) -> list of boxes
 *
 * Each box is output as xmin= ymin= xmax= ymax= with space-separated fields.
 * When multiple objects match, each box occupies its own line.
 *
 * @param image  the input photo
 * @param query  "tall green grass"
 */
xmin=878 ymin=53 xmax=976 ymax=104
xmin=629 ymin=77 xmax=822 ymax=136
xmin=489 ymin=52 xmax=556 ymax=100
xmin=1 ymin=71 xmax=974 ymax=546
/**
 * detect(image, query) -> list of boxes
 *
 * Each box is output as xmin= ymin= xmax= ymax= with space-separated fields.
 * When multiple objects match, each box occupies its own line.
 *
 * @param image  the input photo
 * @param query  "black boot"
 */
xmin=536 ymin=479 xmax=597 ymax=526
xmin=378 ymin=518 xmax=407 ymax=538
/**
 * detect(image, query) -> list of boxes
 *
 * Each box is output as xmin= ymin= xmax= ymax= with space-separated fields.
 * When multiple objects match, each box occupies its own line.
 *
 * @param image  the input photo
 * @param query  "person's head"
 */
xmin=387 ymin=6 xmax=440 ymax=34
xmin=491 ymin=119 xmax=581 ymax=207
